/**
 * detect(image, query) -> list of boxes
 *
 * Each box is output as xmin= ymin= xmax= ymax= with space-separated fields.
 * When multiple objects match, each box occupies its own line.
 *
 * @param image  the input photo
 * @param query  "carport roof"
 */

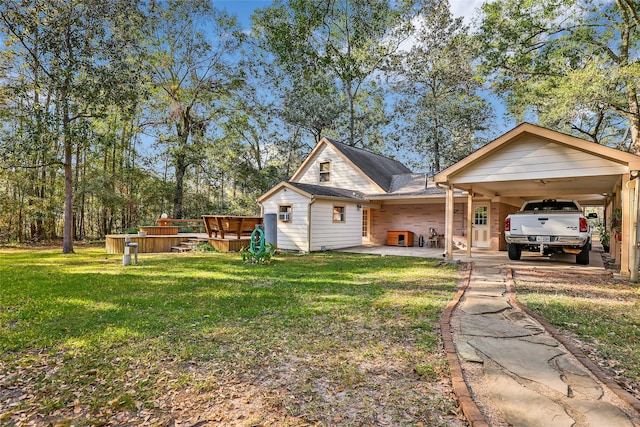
xmin=434 ymin=123 xmax=640 ymax=206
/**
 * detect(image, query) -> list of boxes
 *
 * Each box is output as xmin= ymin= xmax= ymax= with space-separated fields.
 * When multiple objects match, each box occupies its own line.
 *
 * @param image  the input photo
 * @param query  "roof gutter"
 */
xmin=435 ymin=181 xmax=448 ymax=191
xmin=313 ymin=195 xmax=365 ymax=202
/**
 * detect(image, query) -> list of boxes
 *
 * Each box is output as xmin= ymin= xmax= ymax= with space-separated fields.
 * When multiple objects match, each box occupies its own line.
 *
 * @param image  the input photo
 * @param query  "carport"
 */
xmin=434 ymin=123 xmax=640 ymax=281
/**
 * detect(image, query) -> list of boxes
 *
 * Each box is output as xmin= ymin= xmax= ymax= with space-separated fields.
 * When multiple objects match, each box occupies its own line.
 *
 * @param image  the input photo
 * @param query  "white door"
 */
xmin=361 ymin=208 xmax=370 ymax=242
xmin=473 ymin=204 xmax=490 ymax=248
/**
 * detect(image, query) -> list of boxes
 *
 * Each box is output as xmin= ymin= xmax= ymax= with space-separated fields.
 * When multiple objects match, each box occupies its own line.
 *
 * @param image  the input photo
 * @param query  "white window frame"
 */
xmin=332 ymin=205 xmax=345 ymax=223
xmin=279 ymin=204 xmax=292 ymax=222
xmin=319 ymin=161 xmax=331 ymax=182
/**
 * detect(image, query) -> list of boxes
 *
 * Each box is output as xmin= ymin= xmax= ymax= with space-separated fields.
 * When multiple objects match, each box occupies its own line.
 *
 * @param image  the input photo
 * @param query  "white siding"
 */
xmin=309 ymin=200 xmax=362 ymax=251
xmin=296 ymin=144 xmax=381 ymax=193
xmin=451 ymin=135 xmax=629 ymax=184
xmin=261 ymin=188 xmax=311 ymax=252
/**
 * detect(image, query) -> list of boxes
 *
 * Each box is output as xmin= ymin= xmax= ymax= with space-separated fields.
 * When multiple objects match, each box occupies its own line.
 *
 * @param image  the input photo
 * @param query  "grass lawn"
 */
xmin=0 ymin=247 xmax=464 ymax=426
xmin=514 ymin=269 xmax=640 ymax=400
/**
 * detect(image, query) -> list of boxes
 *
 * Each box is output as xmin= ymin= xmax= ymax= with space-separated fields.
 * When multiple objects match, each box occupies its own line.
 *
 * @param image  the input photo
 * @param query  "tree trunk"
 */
xmin=17 ymin=188 xmax=23 ymax=242
xmin=173 ymin=116 xmax=190 ymax=219
xmin=631 ymin=121 xmax=640 ymax=155
xmin=628 ymin=86 xmax=640 ymax=154
xmin=74 ymin=140 xmax=83 ymax=240
xmin=347 ymin=86 xmax=355 ymax=146
xmin=432 ymin=95 xmax=441 ymax=172
xmin=78 ymin=153 xmax=87 ymax=240
xmin=173 ymin=154 xmax=186 ymax=219
xmin=29 ymin=168 xmax=39 ymax=241
xmin=46 ymin=160 xmax=57 ymax=240
xmin=37 ymin=165 xmax=46 ymax=239
xmin=62 ymin=101 xmax=74 ymax=254
xmin=101 ymin=142 xmax=109 ymax=236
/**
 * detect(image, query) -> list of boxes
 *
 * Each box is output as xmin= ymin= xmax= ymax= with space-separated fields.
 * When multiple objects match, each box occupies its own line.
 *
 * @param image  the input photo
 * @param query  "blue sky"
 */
xmin=211 ymin=1 xmax=272 ymax=26
xmin=211 ymin=0 xmax=487 ymax=27
xmin=209 ymin=0 xmax=514 ymax=139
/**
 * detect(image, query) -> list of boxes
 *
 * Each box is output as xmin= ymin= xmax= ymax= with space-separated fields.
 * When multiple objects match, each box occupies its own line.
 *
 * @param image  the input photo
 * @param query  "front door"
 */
xmin=473 ymin=204 xmax=490 ymax=248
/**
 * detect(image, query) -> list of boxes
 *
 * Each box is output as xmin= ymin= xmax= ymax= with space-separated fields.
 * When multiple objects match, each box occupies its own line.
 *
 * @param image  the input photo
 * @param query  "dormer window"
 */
xmin=319 ymin=161 xmax=331 ymax=182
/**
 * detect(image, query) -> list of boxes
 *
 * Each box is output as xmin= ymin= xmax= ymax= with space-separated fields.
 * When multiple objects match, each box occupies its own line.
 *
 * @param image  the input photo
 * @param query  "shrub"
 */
xmin=240 ymin=243 xmax=276 ymax=265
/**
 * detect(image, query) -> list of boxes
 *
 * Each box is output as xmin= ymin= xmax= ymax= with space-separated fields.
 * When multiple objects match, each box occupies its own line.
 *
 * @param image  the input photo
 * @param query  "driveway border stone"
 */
xmin=440 ymin=262 xmax=490 ymax=426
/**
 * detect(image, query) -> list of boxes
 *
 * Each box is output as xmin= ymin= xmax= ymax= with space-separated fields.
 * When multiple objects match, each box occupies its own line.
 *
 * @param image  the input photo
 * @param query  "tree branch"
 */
xmin=619 ymin=0 xmax=640 ymax=28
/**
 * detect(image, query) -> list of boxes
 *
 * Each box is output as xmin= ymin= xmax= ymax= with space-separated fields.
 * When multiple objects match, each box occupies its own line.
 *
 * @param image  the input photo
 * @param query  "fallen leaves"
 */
xmin=1 ymin=251 xmax=466 ymax=426
xmin=514 ymin=267 xmax=640 ymax=402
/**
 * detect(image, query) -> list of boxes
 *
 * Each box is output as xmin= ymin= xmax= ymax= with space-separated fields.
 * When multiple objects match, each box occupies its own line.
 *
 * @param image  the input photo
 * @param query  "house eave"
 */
xmin=313 ymin=195 xmax=366 ymax=203
xmin=367 ymin=190 xmax=468 ymax=201
xmin=257 ymin=181 xmax=313 ymax=203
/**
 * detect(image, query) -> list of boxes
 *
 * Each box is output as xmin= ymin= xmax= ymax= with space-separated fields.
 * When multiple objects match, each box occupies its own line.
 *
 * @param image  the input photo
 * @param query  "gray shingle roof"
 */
xmin=386 ymin=174 xmax=447 ymax=196
xmin=389 ymin=173 xmax=427 ymax=193
xmin=287 ymin=182 xmax=366 ymax=200
xmin=362 ymin=173 xmax=469 ymax=199
xmin=327 ymin=139 xmax=412 ymax=192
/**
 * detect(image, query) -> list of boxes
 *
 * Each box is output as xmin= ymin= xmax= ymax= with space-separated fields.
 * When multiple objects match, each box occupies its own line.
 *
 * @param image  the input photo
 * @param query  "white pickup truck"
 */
xmin=504 ymin=199 xmax=596 ymax=265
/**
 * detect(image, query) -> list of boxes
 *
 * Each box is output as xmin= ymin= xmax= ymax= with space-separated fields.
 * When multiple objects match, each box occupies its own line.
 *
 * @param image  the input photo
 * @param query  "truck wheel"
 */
xmin=508 ymin=244 xmax=521 ymax=260
xmin=576 ymin=243 xmax=590 ymax=265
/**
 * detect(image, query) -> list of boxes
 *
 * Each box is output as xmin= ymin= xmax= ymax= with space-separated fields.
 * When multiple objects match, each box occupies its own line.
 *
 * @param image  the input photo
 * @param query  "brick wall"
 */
xmin=493 ymin=202 xmax=520 ymax=251
xmin=370 ymin=202 xmax=468 ymax=246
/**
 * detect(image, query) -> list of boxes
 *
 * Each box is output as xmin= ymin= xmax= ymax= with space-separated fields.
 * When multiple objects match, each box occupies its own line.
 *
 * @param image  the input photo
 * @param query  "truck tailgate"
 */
xmin=510 ymin=213 xmax=581 ymax=236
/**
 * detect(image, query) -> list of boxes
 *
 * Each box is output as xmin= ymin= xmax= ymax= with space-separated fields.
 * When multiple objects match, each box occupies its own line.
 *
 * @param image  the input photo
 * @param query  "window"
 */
xmin=474 ymin=206 xmax=488 ymax=226
xmin=279 ymin=205 xmax=292 ymax=222
xmin=319 ymin=161 xmax=331 ymax=182
xmin=333 ymin=205 xmax=345 ymax=222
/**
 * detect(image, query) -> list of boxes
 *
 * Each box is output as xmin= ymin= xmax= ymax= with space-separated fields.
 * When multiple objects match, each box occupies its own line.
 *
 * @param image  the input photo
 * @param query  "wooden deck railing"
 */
xmin=156 ymin=218 xmax=206 ymax=232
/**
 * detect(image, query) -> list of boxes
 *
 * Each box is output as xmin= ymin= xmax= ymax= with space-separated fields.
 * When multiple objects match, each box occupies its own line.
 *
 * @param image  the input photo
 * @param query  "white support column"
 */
xmin=467 ymin=191 xmax=473 ymax=259
xmin=445 ymin=184 xmax=454 ymax=260
xmin=622 ymin=174 xmax=631 ymax=274
xmin=631 ymin=172 xmax=640 ymax=283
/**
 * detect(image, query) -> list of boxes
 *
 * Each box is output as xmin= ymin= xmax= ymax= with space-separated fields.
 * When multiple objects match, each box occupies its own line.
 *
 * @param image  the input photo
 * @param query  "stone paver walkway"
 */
xmin=341 ymin=245 xmax=640 ymax=425
xmin=452 ymin=261 xmax=640 ymax=426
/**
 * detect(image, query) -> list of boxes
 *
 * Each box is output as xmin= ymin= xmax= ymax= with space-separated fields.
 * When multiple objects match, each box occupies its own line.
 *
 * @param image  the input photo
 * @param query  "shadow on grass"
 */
xmin=0 ymin=248 xmax=461 ymax=425
xmin=1 ymin=249 xmax=457 ymax=349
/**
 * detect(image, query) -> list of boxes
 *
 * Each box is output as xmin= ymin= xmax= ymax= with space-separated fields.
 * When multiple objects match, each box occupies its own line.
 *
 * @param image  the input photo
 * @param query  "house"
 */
xmin=258 ymin=123 xmax=640 ymax=277
xmin=258 ymin=133 xmax=484 ymax=252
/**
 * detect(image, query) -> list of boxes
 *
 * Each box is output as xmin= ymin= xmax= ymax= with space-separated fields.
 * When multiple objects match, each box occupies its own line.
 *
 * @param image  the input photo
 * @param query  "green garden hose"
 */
xmin=250 ymin=227 xmax=265 ymax=254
